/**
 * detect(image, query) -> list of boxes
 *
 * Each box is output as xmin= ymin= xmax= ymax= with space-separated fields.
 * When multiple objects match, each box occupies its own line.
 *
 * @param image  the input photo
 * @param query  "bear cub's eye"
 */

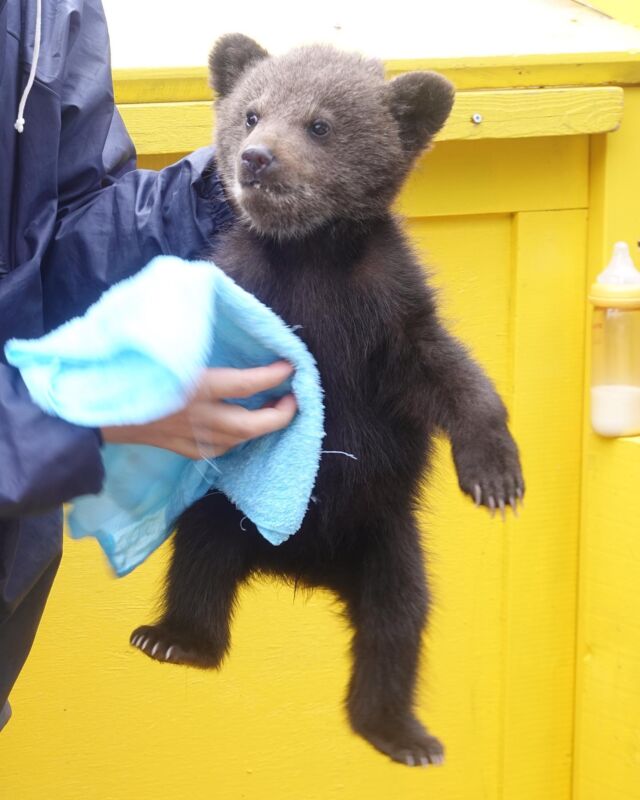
xmin=245 ymin=112 xmax=259 ymax=129
xmin=309 ymin=119 xmax=331 ymax=138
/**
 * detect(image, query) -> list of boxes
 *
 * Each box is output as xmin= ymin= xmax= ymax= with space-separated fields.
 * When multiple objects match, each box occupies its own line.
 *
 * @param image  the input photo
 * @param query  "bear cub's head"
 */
xmin=210 ymin=34 xmax=455 ymax=240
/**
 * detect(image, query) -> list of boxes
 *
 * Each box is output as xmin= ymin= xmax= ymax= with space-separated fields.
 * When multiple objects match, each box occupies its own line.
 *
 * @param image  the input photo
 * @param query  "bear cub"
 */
xmin=131 ymin=34 xmax=524 ymax=767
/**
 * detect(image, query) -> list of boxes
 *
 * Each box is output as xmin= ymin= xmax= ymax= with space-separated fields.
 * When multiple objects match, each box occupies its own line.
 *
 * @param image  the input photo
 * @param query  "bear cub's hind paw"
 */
xmin=357 ymin=716 xmax=445 ymax=767
xmin=130 ymin=624 xmax=222 ymax=668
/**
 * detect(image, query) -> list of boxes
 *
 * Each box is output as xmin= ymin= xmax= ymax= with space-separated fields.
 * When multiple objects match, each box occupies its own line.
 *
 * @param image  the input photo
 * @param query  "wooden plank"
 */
xmin=117 ymin=88 xmax=623 ymax=156
xmin=502 ymin=210 xmax=587 ymax=800
xmin=118 ymin=102 xmax=214 ymax=156
xmin=406 ymin=214 xmax=514 ymax=800
xmin=575 ymin=87 xmax=640 ymax=800
xmin=113 ymin=54 xmax=640 ymax=105
xmin=385 ymin=53 xmax=640 ymax=91
xmin=114 ymin=68 xmax=209 ymax=105
xmin=577 ymin=436 xmax=640 ymax=800
xmin=444 ymin=87 xmax=623 ymax=141
xmin=398 ymin=136 xmax=589 ymax=218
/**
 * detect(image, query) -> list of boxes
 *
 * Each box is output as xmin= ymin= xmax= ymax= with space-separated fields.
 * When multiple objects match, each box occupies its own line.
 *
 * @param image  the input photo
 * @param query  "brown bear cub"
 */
xmin=131 ymin=34 xmax=524 ymax=767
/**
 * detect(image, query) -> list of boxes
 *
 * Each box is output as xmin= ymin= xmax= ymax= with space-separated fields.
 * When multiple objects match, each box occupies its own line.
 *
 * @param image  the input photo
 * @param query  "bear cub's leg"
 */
xmin=131 ymin=493 xmax=249 ymax=668
xmin=341 ymin=514 xmax=444 ymax=767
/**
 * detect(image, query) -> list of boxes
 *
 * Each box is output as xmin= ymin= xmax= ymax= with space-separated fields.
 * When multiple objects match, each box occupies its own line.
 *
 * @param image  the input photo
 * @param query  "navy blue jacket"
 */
xmin=0 ymin=0 xmax=231 ymax=614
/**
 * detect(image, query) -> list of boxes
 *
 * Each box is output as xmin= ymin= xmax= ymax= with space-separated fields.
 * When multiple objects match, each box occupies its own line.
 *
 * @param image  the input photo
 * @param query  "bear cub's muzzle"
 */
xmin=240 ymin=145 xmax=277 ymax=185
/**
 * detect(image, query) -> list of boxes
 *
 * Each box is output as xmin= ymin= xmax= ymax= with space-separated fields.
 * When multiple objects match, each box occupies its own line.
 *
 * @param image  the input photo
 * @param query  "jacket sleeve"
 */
xmin=42 ymin=146 xmax=233 ymax=330
xmin=0 ymin=365 xmax=104 ymax=516
xmin=39 ymin=4 xmax=233 ymax=328
xmin=0 ymin=0 xmax=232 ymax=516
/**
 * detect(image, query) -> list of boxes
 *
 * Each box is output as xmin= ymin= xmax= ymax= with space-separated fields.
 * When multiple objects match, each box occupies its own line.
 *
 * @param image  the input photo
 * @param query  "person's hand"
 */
xmin=101 ymin=361 xmax=297 ymax=459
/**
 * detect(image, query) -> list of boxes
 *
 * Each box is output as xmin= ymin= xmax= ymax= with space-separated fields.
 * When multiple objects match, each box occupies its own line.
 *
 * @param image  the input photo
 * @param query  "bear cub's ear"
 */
xmin=388 ymin=72 xmax=455 ymax=156
xmin=209 ymin=33 xmax=270 ymax=97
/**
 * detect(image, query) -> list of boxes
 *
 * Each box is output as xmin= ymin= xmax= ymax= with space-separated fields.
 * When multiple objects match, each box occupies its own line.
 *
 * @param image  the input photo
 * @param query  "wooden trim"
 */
xmin=117 ymin=102 xmax=214 ymax=156
xmin=501 ymin=209 xmax=587 ymax=799
xmin=117 ymin=87 xmax=623 ymax=156
xmin=574 ymin=87 xmax=640 ymax=800
xmin=445 ymin=87 xmax=623 ymax=141
xmin=113 ymin=53 xmax=640 ymax=104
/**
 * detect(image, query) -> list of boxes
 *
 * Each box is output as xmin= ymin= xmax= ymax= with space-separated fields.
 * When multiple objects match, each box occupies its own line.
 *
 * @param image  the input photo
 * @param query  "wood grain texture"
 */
xmin=117 ymin=88 xmax=623 ymax=155
xmin=574 ymin=87 xmax=640 ymax=800
xmin=113 ymin=55 xmax=640 ymax=104
xmin=576 ymin=436 xmax=640 ymax=800
xmin=398 ymin=137 xmax=589 ymax=218
xmin=118 ymin=102 xmax=214 ymax=155
xmin=502 ymin=210 xmax=588 ymax=800
xmin=444 ymin=87 xmax=623 ymax=141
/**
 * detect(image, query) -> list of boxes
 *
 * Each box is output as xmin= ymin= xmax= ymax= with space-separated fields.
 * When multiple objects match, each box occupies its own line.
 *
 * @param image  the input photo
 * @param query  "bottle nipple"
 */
xmin=597 ymin=242 xmax=640 ymax=286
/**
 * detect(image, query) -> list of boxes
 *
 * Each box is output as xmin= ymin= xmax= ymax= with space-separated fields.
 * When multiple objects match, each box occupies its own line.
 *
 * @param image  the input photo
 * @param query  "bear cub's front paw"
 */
xmin=453 ymin=428 xmax=524 ymax=519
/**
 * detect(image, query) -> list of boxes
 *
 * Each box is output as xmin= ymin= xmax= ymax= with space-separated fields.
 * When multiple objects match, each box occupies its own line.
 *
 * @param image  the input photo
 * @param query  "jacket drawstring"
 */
xmin=14 ymin=0 xmax=42 ymax=133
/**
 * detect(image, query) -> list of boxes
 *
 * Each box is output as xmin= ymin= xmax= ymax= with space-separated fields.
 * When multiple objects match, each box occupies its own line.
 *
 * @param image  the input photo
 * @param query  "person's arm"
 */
xmin=42 ymin=147 xmax=234 ymax=330
xmin=0 ymin=359 xmax=297 ymax=518
xmin=0 ymin=0 xmax=287 ymax=519
xmin=38 ymin=1 xmax=233 ymax=328
xmin=0 ymin=365 xmax=104 ymax=516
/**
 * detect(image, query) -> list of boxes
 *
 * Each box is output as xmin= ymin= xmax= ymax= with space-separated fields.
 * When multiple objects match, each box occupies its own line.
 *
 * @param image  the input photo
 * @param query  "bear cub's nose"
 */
xmin=241 ymin=146 xmax=275 ymax=179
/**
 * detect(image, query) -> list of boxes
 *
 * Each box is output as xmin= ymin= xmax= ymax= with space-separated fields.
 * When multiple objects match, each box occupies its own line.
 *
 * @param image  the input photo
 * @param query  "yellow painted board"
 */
xmin=113 ymin=54 xmax=640 ymax=105
xmin=409 ymin=216 xmax=514 ymax=800
xmin=575 ymin=87 xmax=640 ymax=800
xmin=399 ymin=137 xmax=589 ymax=218
xmin=576 ymin=436 xmax=640 ymax=800
xmin=446 ymin=87 xmax=623 ymax=141
xmin=117 ymin=102 xmax=214 ymax=156
xmin=502 ymin=210 xmax=588 ymax=800
xmin=118 ymin=88 xmax=623 ymax=156
xmin=114 ymin=68 xmax=210 ymax=104
xmin=399 ymin=214 xmax=515 ymax=799
xmin=385 ymin=52 xmax=640 ymax=91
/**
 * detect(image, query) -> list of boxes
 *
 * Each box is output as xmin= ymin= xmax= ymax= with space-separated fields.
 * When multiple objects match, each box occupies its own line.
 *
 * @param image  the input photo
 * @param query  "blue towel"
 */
xmin=5 ymin=256 xmax=325 ymax=576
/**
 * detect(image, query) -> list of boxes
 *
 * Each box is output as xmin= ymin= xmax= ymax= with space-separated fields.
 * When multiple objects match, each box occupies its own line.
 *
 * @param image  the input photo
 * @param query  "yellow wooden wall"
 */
xmin=2 ymin=126 xmax=591 ymax=798
xmin=573 ymin=88 xmax=640 ymax=800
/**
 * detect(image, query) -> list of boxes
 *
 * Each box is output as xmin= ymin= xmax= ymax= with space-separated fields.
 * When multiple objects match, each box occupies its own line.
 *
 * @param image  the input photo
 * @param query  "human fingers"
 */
xmin=189 ymin=393 xmax=297 ymax=444
xmin=196 ymin=361 xmax=294 ymax=401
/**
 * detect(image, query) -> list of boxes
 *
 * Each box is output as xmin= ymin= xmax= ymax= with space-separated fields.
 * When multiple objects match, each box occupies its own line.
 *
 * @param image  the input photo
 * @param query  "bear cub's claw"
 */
xmin=130 ymin=625 xmax=221 ymax=668
xmin=454 ymin=429 xmax=524 ymax=520
xmin=356 ymin=717 xmax=445 ymax=767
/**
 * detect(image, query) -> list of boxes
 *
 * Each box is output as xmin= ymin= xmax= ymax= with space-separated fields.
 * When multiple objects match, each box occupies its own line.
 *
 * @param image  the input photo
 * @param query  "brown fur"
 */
xmin=131 ymin=34 xmax=524 ymax=767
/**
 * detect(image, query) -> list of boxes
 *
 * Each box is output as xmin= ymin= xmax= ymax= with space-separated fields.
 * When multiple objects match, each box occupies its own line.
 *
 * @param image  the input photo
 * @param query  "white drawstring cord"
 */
xmin=15 ymin=0 xmax=43 ymax=133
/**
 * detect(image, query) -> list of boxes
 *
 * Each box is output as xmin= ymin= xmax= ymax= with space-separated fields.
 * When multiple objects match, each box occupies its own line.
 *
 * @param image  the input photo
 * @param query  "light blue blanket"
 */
xmin=5 ymin=256 xmax=325 ymax=576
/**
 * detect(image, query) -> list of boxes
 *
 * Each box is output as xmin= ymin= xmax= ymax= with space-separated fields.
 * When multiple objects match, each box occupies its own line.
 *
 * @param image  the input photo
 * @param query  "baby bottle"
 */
xmin=590 ymin=242 xmax=640 ymax=437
